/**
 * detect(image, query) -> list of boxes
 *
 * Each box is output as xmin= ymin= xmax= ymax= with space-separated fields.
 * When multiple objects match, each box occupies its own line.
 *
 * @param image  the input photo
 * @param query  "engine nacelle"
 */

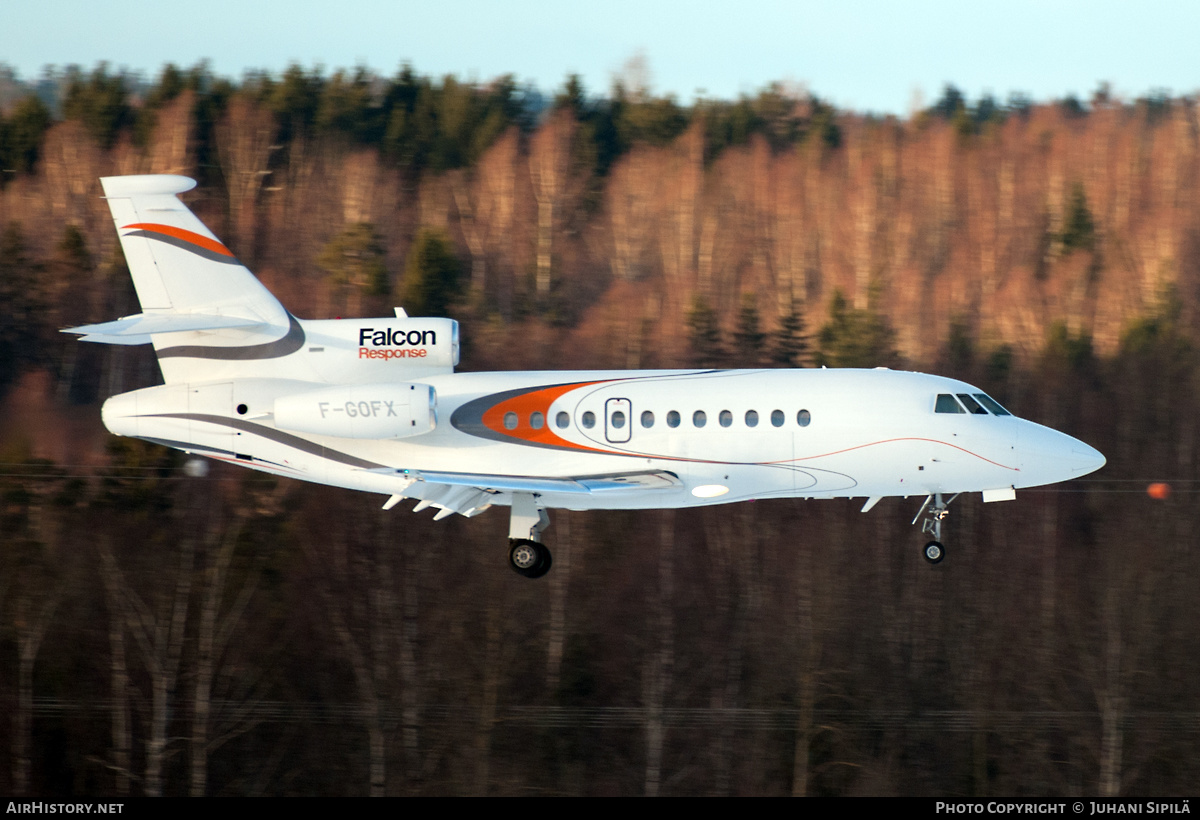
xmin=274 ymin=383 xmax=436 ymax=439
xmin=301 ymin=317 xmax=460 ymax=383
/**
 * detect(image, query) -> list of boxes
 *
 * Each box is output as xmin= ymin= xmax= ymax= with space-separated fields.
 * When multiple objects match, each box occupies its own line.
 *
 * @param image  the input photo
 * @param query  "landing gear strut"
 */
xmin=913 ymin=493 xmax=957 ymax=565
xmin=508 ymin=493 xmax=553 ymax=579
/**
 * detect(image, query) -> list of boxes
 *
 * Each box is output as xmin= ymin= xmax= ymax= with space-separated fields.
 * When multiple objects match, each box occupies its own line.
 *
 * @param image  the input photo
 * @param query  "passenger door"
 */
xmin=605 ymin=398 xmax=632 ymax=443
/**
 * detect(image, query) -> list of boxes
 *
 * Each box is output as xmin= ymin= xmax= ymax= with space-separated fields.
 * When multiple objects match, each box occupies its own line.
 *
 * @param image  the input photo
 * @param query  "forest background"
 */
xmin=0 ymin=62 xmax=1198 ymax=796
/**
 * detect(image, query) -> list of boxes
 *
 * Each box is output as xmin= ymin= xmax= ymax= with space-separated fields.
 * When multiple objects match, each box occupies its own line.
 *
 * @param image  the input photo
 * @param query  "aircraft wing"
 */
xmin=372 ymin=468 xmax=683 ymax=518
xmin=404 ymin=469 xmax=682 ymax=494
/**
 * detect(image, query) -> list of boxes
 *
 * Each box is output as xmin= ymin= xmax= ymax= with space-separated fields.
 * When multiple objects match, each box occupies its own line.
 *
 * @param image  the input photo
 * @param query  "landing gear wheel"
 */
xmin=923 ymin=540 xmax=945 ymax=565
xmin=509 ymin=539 xmax=552 ymax=579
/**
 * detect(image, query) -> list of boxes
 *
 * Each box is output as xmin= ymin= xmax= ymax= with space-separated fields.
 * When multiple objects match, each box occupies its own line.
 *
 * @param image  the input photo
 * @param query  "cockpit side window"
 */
xmin=956 ymin=394 xmax=989 ymax=414
xmin=973 ymin=393 xmax=1012 ymax=416
xmin=935 ymin=394 xmax=966 ymax=414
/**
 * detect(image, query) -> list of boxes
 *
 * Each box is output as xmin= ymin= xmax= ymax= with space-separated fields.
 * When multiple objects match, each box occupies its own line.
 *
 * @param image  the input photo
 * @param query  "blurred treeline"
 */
xmin=0 ymin=63 xmax=1199 ymax=795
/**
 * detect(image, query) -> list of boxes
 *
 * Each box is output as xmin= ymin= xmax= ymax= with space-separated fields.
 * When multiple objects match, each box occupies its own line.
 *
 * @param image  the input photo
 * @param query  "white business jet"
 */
xmin=68 ymin=176 xmax=1105 ymax=577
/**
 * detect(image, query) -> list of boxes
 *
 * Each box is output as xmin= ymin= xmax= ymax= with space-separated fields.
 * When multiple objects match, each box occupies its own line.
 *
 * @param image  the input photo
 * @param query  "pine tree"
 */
xmin=400 ymin=228 xmax=462 ymax=317
xmin=317 ymin=223 xmax=390 ymax=317
xmin=771 ymin=301 xmax=809 ymax=367
xmin=1061 ymin=182 xmax=1096 ymax=252
xmin=687 ymin=294 xmax=723 ymax=367
xmin=815 ymin=291 xmax=894 ymax=368
xmin=0 ymin=222 xmax=44 ymax=389
xmin=0 ymin=95 xmax=51 ymax=176
xmin=733 ymin=293 xmax=767 ymax=364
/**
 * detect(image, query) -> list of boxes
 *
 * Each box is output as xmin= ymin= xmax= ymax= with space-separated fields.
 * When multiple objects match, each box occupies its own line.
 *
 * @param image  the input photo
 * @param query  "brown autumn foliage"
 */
xmin=0 ymin=82 xmax=1198 ymax=795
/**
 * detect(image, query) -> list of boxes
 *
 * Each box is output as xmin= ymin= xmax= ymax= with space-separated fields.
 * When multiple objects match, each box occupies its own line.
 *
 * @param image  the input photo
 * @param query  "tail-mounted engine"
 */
xmin=274 ymin=383 xmax=436 ymax=439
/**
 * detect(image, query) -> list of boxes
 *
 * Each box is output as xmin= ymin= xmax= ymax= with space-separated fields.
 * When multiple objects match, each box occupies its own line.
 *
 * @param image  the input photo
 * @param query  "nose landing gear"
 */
xmin=914 ymin=493 xmax=957 ymax=565
xmin=923 ymin=540 xmax=945 ymax=564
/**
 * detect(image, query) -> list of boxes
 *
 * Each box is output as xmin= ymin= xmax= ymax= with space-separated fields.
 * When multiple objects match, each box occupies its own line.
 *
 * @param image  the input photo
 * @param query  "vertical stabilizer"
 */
xmin=99 ymin=175 xmax=287 ymax=325
xmin=76 ymin=175 xmax=298 ymax=383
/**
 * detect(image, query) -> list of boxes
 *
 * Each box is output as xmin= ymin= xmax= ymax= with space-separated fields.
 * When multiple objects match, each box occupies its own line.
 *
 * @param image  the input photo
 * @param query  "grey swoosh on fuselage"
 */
xmin=157 ymin=313 xmax=305 ymax=360
xmin=148 ymin=413 xmax=385 ymax=469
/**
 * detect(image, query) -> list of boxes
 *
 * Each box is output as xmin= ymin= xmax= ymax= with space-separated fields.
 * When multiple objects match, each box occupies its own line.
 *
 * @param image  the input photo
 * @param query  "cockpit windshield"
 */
xmin=972 ymin=393 xmax=1011 ymax=416
xmin=957 ymin=394 xmax=987 ymax=414
xmin=935 ymin=394 xmax=965 ymax=414
xmin=934 ymin=392 xmax=1013 ymax=416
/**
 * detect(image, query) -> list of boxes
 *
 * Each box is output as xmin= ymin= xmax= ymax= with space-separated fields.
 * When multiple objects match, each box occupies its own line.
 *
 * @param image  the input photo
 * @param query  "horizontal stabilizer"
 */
xmin=78 ymin=333 xmax=156 ymax=345
xmin=63 ymin=313 xmax=268 ymax=344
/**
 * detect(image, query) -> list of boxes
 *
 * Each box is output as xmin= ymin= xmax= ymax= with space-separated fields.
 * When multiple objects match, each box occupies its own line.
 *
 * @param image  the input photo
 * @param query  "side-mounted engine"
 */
xmin=274 ymin=382 xmax=436 ymax=439
xmin=302 ymin=317 xmax=459 ymax=384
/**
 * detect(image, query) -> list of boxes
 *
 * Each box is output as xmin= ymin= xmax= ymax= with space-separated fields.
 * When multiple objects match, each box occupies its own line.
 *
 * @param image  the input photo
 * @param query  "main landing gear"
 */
xmin=508 ymin=493 xmax=553 ymax=579
xmin=509 ymin=539 xmax=552 ymax=578
xmin=913 ymin=493 xmax=958 ymax=565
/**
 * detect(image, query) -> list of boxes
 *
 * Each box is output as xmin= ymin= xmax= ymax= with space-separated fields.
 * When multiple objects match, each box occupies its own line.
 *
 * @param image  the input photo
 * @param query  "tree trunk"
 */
xmin=546 ymin=513 xmax=571 ymax=694
xmin=474 ymin=605 xmax=501 ymax=796
xmin=644 ymin=511 xmax=674 ymax=796
xmin=792 ymin=536 xmax=817 ymax=797
xmin=1098 ymin=587 xmax=1125 ymax=797
xmin=191 ymin=511 xmax=255 ymax=796
xmin=399 ymin=538 xmax=421 ymax=786
xmin=100 ymin=541 xmax=131 ymax=795
xmin=12 ymin=593 xmax=59 ymax=795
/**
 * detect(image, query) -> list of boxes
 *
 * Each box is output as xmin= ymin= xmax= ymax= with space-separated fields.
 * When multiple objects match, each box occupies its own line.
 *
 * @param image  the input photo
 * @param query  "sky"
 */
xmin=2 ymin=0 xmax=1197 ymax=114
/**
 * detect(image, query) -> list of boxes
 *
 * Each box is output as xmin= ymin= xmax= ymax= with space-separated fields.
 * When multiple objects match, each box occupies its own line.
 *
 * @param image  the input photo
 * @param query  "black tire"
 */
xmin=509 ymin=539 xmax=552 ymax=578
xmin=529 ymin=542 xmax=552 ymax=579
xmin=923 ymin=540 xmax=945 ymax=565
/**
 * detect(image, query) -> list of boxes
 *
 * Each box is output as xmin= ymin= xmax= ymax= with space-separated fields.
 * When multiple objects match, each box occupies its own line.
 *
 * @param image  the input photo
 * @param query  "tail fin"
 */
xmin=65 ymin=175 xmax=295 ymax=383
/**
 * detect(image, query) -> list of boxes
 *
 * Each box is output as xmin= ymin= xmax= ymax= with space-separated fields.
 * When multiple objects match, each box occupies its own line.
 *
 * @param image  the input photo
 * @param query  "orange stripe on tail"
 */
xmin=123 ymin=223 xmax=235 ymax=258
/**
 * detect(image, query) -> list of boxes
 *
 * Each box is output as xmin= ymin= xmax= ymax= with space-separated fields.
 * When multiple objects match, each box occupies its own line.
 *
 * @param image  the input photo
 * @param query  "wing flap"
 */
xmin=371 ymin=468 xmax=682 ymax=496
xmin=372 ymin=468 xmax=681 ymax=518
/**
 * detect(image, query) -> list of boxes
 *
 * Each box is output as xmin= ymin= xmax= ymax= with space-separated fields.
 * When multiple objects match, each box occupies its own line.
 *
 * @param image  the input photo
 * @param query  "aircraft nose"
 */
xmin=1017 ymin=422 xmax=1105 ymax=487
xmin=1068 ymin=439 xmax=1106 ymax=476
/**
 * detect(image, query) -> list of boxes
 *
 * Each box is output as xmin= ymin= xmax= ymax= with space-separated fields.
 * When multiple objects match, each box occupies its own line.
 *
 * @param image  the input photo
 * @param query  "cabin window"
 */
xmin=771 ymin=409 xmax=785 ymax=427
xmin=504 ymin=412 xmax=518 ymax=430
xmin=974 ymin=393 xmax=1012 ymax=416
xmin=581 ymin=411 xmax=596 ymax=428
xmin=667 ymin=411 xmax=681 ymax=428
xmin=641 ymin=410 xmax=655 ymax=428
xmin=556 ymin=411 xmax=569 ymax=428
xmin=719 ymin=410 xmax=733 ymax=427
xmin=693 ymin=410 xmax=707 ymax=428
xmin=611 ymin=410 xmax=626 ymax=429
xmin=935 ymin=394 xmax=966 ymax=414
xmin=530 ymin=412 xmax=545 ymax=429
xmin=797 ymin=409 xmax=811 ymax=427
xmin=745 ymin=409 xmax=758 ymax=427
xmin=957 ymin=394 xmax=988 ymax=415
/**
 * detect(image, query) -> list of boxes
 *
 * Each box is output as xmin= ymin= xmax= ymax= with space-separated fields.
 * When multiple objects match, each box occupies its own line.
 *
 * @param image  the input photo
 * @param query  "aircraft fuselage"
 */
xmin=101 ymin=358 xmax=1102 ymax=513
